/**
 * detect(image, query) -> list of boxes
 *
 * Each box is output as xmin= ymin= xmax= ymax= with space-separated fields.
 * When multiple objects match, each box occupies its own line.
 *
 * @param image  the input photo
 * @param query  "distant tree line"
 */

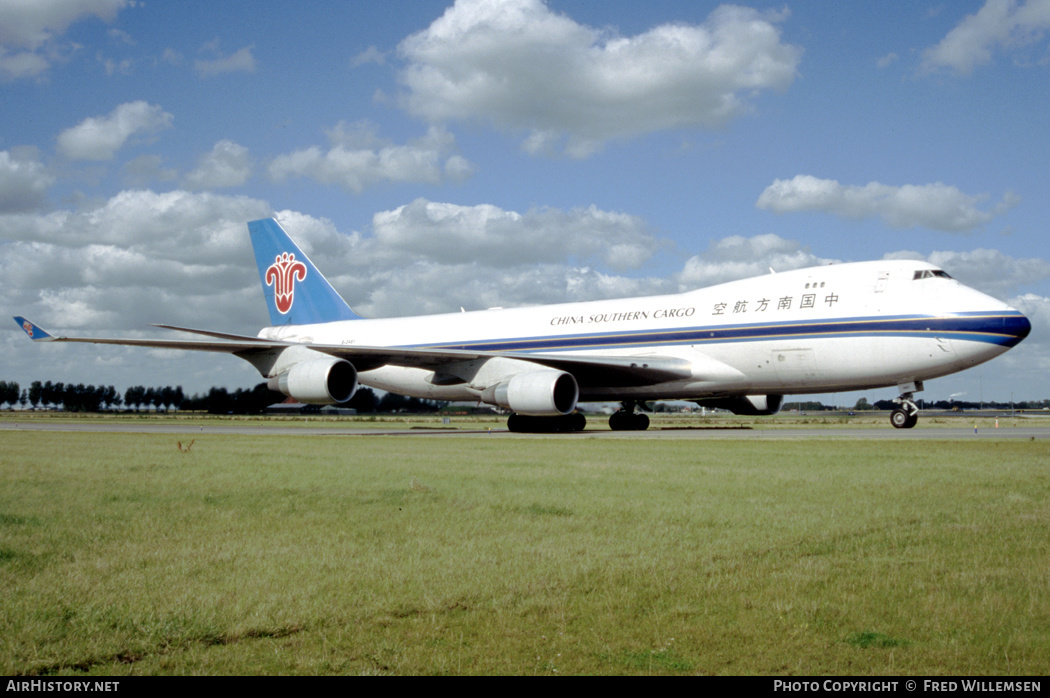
xmin=776 ymin=398 xmax=1050 ymax=412
xmin=871 ymin=398 xmax=1047 ymax=411
xmin=1 ymin=380 xmax=125 ymax=412
xmin=9 ymin=378 xmax=1042 ymax=414
xmin=1 ymin=379 xmax=448 ymax=415
xmin=297 ymin=390 xmax=447 ymax=414
xmin=781 ymin=401 xmax=836 ymax=412
xmin=0 ymin=381 xmax=26 ymax=410
xmin=787 ymin=398 xmax=1050 ymax=412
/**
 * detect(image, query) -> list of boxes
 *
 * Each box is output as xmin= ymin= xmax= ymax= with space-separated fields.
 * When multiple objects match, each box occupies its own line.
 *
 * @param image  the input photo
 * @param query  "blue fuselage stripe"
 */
xmin=406 ymin=311 xmax=1031 ymax=354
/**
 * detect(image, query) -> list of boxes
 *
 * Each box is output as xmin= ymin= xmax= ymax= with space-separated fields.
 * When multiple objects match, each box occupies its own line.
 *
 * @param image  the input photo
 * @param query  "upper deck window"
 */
xmin=913 ymin=269 xmax=953 ymax=280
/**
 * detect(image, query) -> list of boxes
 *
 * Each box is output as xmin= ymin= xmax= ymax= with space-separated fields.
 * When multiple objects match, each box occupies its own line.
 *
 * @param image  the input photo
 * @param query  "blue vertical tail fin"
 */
xmin=248 ymin=218 xmax=362 ymax=326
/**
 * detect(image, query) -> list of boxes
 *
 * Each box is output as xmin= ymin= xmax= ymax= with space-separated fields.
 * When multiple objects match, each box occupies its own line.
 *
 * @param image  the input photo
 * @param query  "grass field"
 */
xmin=2 ymin=424 xmax=1048 ymax=675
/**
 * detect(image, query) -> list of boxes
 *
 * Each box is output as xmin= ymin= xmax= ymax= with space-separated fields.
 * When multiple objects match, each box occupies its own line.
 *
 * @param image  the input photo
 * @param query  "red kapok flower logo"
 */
xmin=265 ymin=252 xmax=307 ymax=314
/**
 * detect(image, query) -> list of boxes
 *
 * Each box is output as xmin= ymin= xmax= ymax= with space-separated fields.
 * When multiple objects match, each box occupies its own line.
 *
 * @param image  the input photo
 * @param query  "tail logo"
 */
xmin=265 ymin=252 xmax=308 ymax=314
xmin=22 ymin=320 xmax=34 ymax=338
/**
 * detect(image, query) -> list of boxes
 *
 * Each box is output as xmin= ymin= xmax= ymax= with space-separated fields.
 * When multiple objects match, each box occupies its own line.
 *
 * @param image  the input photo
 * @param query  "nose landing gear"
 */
xmin=890 ymin=405 xmax=918 ymax=429
xmin=890 ymin=382 xmax=922 ymax=429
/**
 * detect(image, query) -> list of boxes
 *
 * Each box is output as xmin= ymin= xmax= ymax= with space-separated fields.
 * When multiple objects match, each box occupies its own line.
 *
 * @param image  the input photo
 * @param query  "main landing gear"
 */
xmin=890 ymin=382 xmax=923 ymax=429
xmin=504 ymin=402 xmax=653 ymax=433
xmin=608 ymin=402 xmax=650 ymax=431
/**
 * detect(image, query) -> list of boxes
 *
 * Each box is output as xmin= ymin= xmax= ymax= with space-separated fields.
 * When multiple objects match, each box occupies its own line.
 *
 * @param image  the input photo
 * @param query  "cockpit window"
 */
xmin=913 ymin=269 xmax=953 ymax=280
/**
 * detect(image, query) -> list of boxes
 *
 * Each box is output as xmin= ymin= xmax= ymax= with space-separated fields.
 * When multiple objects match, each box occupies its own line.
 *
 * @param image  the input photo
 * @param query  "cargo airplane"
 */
xmin=15 ymin=218 xmax=1031 ymax=431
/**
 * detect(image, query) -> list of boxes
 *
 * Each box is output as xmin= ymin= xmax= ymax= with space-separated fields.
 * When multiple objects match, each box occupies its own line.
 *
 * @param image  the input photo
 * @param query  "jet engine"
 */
xmin=696 ymin=394 xmax=783 ymax=416
xmin=269 ymin=357 xmax=358 ymax=405
xmin=481 ymin=369 xmax=578 ymax=416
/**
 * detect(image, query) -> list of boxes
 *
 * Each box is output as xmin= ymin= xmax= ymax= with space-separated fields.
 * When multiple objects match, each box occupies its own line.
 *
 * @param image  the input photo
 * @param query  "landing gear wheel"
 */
xmin=890 ymin=408 xmax=918 ymax=429
xmin=891 ymin=385 xmax=922 ymax=429
xmin=609 ymin=409 xmax=650 ymax=431
xmin=507 ymin=413 xmax=586 ymax=433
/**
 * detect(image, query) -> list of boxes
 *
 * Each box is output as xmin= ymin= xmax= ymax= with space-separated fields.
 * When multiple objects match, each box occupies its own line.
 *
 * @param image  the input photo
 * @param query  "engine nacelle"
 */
xmin=481 ymin=369 xmax=578 ymax=416
xmin=269 ymin=357 xmax=358 ymax=405
xmin=696 ymin=394 xmax=783 ymax=416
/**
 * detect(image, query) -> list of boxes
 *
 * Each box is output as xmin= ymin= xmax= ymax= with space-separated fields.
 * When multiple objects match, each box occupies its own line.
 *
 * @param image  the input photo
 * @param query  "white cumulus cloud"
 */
xmin=368 ymin=198 xmax=660 ymax=272
xmin=677 ymin=234 xmax=833 ymax=289
xmin=184 ymin=140 xmax=253 ymax=190
xmin=56 ymin=101 xmax=174 ymax=161
xmin=0 ymin=149 xmax=54 ymax=212
xmin=0 ymin=0 xmax=129 ymax=80
xmin=921 ymin=0 xmax=1050 ymax=75
xmin=268 ymin=123 xmax=473 ymax=193
xmin=195 ymin=44 xmax=256 ymax=77
xmin=756 ymin=175 xmax=1019 ymax=232
xmin=0 ymin=190 xmax=667 ymax=330
xmin=397 ymin=0 xmax=801 ymax=157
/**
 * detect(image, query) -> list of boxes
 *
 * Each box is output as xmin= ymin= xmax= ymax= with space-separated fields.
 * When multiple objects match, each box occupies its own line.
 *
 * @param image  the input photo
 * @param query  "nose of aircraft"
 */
xmin=969 ymin=283 xmax=1031 ymax=348
xmin=1004 ymin=310 xmax=1032 ymax=347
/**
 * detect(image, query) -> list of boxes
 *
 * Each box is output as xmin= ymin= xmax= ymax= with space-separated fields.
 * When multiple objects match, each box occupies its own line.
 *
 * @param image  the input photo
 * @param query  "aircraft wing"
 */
xmin=15 ymin=318 xmax=693 ymax=388
xmin=153 ymin=323 xmax=695 ymax=387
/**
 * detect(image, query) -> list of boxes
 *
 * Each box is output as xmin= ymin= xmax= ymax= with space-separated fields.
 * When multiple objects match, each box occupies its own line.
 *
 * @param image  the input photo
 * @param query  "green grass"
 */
xmin=1 ymin=431 xmax=1048 ymax=675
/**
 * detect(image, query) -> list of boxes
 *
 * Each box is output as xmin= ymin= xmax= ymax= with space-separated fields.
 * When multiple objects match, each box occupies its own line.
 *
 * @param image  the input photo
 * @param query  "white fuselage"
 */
xmin=257 ymin=260 xmax=1028 ymax=404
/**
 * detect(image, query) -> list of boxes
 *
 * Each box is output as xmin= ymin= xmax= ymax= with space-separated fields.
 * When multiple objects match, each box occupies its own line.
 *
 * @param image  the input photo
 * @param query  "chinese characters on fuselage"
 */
xmin=713 ymin=292 xmax=839 ymax=316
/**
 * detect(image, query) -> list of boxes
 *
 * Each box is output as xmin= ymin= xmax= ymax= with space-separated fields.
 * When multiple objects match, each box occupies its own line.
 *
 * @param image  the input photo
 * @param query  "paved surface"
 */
xmin=3 ymin=420 xmax=1048 ymax=439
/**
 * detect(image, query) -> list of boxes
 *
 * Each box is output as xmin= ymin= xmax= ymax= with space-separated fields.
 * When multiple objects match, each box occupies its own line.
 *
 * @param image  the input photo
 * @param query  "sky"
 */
xmin=2 ymin=0 xmax=1049 ymax=405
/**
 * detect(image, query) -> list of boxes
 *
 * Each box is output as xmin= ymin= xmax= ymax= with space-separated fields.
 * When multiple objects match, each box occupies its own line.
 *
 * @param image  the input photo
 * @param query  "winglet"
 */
xmin=13 ymin=317 xmax=55 ymax=341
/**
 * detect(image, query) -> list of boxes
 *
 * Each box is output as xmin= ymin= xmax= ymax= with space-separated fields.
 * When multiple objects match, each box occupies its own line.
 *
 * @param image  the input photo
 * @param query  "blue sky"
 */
xmin=2 ymin=0 xmax=1049 ymax=404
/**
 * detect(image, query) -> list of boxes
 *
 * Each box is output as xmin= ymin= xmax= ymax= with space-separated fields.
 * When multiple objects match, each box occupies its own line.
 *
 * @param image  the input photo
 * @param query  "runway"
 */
xmin=3 ymin=420 xmax=1049 ymax=439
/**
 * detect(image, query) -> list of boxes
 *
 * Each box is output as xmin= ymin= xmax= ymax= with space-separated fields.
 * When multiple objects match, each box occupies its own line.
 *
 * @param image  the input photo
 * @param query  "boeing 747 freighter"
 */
xmin=15 ymin=218 xmax=1031 ymax=431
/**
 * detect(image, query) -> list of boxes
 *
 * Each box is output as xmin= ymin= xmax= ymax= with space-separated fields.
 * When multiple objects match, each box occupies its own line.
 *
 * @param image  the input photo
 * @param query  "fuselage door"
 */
xmin=772 ymin=348 xmax=820 ymax=385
